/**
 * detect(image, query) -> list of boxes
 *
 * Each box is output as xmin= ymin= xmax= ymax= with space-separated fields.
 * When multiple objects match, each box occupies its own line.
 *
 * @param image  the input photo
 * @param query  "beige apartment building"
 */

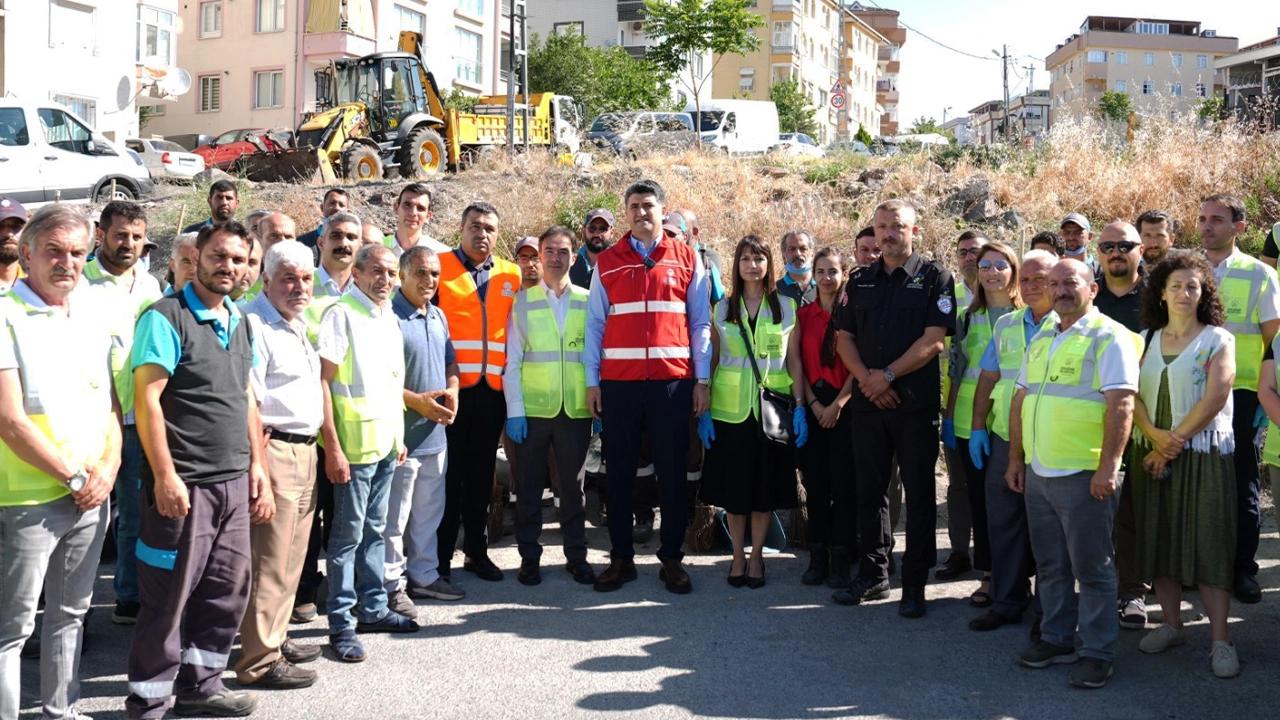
xmin=711 ymin=0 xmax=885 ymax=143
xmin=849 ymin=2 xmax=906 ymax=136
xmin=968 ymin=90 xmax=1050 ymax=146
xmin=1046 ymin=16 xmax=1238 ymax=125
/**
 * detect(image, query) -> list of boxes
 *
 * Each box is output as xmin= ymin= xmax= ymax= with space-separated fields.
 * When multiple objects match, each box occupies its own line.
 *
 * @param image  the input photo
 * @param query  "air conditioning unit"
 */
xmin=631 ymin=21 xmax=643 ymax=31
xmin=1203 ymin=29 xmax=1217 ymax=37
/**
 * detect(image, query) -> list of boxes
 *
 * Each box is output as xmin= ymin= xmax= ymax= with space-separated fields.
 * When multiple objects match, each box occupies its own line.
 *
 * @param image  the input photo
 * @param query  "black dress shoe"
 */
xmin=898 ymin=586 xmax=927 ymax=619
xmin=173 ymin=690 xmax=258 ymax=717
xmin=969 ymin=610 xmax=1020 ymax=632
xmin=248 ymin=658 xmax=317 ymax=690
xmin=566 ymin=560 xmax=596 ymax=585
xmin=281 ymin=639 xmax=322 ymax=664
xmin=658 ymin=558 xmax=693 ymax=594
xmin=801 ymin=546 xmax=828 ymax=586
xmin=463 ymin=554 xmax=504 ymax=582
xmin=826 ymin=548 xmax=852 ymax=589
xmin=1235 ymin=574 xmax=1262 ymax=604
xmin=746 ymin=558 xmax=766 ymax=590
xmin=593 ymin=559 xmax=638 ymax=592
xmin=832 ymin=576 xmax=891 ymax=606
xmin=518 ymin=559 xmax=542 ymax=586
xmin=935 ymin=552 xmax=972 ymax=581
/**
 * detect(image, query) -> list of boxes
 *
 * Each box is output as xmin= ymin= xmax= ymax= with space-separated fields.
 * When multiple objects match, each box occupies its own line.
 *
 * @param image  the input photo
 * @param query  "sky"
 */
xmin=881 ymin=0 xmax=1264 ymax=126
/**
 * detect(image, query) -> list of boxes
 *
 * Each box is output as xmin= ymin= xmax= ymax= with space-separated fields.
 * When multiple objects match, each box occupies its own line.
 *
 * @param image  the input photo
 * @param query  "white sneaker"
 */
xmin=1210 ymin=641 xmax=1240 ymax=678
xmin=1138 ymin=623 xmax=1186 ymax=654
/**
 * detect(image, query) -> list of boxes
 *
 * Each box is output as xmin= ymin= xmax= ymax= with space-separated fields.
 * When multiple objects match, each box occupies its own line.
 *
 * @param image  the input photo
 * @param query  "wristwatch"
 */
xmin=66 ymin=468 xmax=89 ymax=493
xmin=881 ymin=367 xmax=897 ymax=383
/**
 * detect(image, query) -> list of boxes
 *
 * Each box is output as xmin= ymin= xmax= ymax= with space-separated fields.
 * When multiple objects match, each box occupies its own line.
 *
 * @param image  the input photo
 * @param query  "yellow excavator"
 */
xmin=239 ymin=32 xmax=580 ymax=182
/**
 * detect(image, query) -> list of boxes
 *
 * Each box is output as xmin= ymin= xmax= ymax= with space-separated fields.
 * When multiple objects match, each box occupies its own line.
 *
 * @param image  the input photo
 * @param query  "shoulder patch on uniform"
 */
xmin=937 ymin=296 xmax=954 ymax=314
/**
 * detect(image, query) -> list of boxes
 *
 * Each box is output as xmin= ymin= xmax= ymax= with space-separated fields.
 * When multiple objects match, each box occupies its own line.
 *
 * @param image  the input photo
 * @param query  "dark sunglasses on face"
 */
xmin=1099 ymin=241 xmax=1139 ymax=254
xmin=978 ymin=259 xmax=1010 ymax=271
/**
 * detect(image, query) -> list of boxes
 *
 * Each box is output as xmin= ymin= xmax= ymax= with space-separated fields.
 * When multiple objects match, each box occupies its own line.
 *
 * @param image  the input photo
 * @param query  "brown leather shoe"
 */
xmin=592 ymin=559 xmax=638 ymax=592
xmin=658 ymin=558 xmax=692 ymax=594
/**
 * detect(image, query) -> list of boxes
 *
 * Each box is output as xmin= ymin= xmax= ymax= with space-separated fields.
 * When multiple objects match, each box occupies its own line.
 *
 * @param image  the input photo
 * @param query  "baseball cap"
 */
xmin=0 ymin=196 xmax=27 ymax=224
xmin=662 ymin=212 xmax=687 ymax=236
xmin=584 ymin=208 xmax=615 ymax=228
xmin=514 ymin=236 xmax=540 ymax=255
xmin=1060 ymin=212 xmax=1091 ymax=232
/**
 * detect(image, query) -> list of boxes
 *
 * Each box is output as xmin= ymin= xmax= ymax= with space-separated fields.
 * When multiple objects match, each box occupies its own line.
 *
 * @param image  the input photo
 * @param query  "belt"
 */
xmin=268 ymin=428 xmax=317 ymax=445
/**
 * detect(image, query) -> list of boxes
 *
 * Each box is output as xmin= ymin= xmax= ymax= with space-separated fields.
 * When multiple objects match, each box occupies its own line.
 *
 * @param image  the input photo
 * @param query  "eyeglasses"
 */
xmin=1098 ymin=241 xmax=1139 ymax=254
xmin=978 ymin=259 xmax=1010 ymax=271
xmin=956 ymin=247 xmax=981 ymax=257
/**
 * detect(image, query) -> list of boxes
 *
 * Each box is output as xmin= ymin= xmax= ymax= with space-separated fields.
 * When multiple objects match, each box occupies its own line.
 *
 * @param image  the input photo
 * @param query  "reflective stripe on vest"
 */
xmin=710 ymin=297 xmax=796 ymax=423
xmin=989 ymin=307 xmax=1054 ymax=441
xmin=1219 ymin=254 xmax=1273 ymax=391
xmin=515 ymin=285 xmax=590 ymax=419
xmin=435 ymin=252 xmax=520 ymax=389
xmin=326 ymin=293 xmax=404 ymax=464
xmin=1020 ymin=314 xmax=1124 ymax=471
xmin=953 ymin=307 xmax=995 ymax=440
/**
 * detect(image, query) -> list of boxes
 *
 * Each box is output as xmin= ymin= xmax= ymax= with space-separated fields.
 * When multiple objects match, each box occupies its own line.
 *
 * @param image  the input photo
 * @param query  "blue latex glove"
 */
xmin=591 ymin=417 xmax=603 ymax=434
xmin=1254 ymin=404 xmax=1267 ymax=430
xmin=505 ymin=416 xmax=528 ymax=444
xmin=697 ymin=413 xmax=716 ymax=449
xmin=793 ymin=406 xmax=809 ymax=448
xmin=941 ymin=418 xmax=957 ymax=449
xmin=969 ymin=428 xmax=990 ymax=470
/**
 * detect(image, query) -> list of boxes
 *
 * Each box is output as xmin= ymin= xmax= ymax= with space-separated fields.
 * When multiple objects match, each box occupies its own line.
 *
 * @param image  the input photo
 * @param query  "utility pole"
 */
xmin=1001 ymin=44 xmax=1010 ymax=143
xmin=506 ymin=2 xmax=516 ymax=152
xmin=837 ymin=7 xmax=847 ymax=141
xmin=518 ymin=0 xmax=529 ymax=150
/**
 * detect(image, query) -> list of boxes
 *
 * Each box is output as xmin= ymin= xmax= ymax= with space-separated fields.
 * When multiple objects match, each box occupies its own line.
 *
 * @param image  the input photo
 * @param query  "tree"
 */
xmin=1097 ymin=90 xmax=1133 ymax=124
xmin=527 ymin=29 xmax=673 ymax=124
xmin=908 ymin=116 xmax=946 ymax=135
xmin=855 ymin=124 xmax=874 ymax=147
xmin=642 ymin=0 xmax=764 ymax=147
xmin=1197 ymin=95 xmax=1226 ymax=122
xmin=769 ymin=79 xmax=818 ymax=136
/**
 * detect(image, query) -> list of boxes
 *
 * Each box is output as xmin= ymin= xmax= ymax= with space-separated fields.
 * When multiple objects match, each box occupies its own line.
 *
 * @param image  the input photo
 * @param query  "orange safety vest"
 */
xmin=435 ymin=250 xmax=520 ymax=389
xmin=598 ymin=234 xmax=696 ymax=381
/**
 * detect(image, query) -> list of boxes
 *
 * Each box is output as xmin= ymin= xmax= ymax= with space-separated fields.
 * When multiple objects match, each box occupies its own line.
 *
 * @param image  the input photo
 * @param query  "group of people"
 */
xmin=0 ymin=177 xmax=1275 ymax=718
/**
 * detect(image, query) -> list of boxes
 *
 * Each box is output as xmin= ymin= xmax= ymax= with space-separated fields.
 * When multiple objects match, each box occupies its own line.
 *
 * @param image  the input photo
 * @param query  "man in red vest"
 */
xmin=584 ymin=179 xmax=712 ymax=594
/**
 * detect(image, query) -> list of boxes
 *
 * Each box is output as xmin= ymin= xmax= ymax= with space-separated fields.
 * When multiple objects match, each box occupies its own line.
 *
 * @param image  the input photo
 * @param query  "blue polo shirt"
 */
xmin=133 ymin=283 xmax=258 ymax=373
xmin=393 ymin=289 xmax=456 ymax=456
xmin=979 ymin=308 xmax=1052 ymax=372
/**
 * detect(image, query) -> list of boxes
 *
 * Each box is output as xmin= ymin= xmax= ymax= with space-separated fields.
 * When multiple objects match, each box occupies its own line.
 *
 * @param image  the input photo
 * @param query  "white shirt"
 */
xmin=387 ymin=231 xmax=450 ymax=258
xmin=1211 ymin=247 xmax=1280 ymax=323
xmin=503 ymin=281 xmax=572 ymax=417
xmin=317 ymin=284 xmax=387 ymax=364
xmin=243 ymin=294 xmax=323 ymax=435
xmin=1016 ymin=308 xmax=1139 ymax=477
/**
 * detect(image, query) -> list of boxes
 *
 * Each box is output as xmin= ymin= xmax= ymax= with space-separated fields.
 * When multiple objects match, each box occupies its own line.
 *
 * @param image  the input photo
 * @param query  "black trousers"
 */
xmin=984 ymin=436 xmax=1034 ymax=619
xmin=601 ymin=379 xmax=693 ymax=561
xmin=799 ymin=406 xmax=856 ymax=550
xmin=300 ymin=451 xmax=334 ymax=596
xmin=1231 ymin=388 xmax=1262 ymax=577
xmin=957 ymin=436 xmax=991 ymax=572
xmin=515 ymin=413 xmax=591 ymax=562
xmin=850 ymin=408 xmax=939 ymax=588
xmin=439 ymin=383 xmax=508 ymax=571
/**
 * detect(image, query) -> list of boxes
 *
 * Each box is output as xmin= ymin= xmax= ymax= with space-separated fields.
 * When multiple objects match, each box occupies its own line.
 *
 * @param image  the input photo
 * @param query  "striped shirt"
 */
xmin=243 ymin=294 xmax=323 ymax=435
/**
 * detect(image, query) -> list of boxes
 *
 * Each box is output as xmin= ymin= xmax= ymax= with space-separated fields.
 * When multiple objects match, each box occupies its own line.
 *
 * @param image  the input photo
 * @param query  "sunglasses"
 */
xmin=1099 ymin=241 xmax=1139 ymax=254
xmin=978 ymin=259 xmax=1010 ymax=271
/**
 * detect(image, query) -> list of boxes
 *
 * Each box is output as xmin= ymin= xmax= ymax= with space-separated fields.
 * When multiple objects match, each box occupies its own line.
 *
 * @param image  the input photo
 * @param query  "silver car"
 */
xmin=125 ymin=137 xmax=205 ymax=180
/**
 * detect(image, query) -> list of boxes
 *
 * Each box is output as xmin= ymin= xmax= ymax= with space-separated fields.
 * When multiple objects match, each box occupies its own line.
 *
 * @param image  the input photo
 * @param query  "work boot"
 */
xmin=826 ymin=547 xmax=852 ymax=589
xmin=593 ymin=559 xmax=638 ymax=592
xmin=802 ymin=545 xmax=829 ymax=586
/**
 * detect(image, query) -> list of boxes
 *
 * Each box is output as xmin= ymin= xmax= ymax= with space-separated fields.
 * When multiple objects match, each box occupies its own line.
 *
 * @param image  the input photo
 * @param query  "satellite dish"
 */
xmin=116 ymin=75 xmax=134 ymax=111
xmin=158 ymin=68 xmax=193 ymax=98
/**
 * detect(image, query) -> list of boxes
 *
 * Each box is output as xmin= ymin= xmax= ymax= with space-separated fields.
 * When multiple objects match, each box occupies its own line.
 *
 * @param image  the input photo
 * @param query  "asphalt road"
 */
xmin=17 ymin=514 xmax=1280 ymax=720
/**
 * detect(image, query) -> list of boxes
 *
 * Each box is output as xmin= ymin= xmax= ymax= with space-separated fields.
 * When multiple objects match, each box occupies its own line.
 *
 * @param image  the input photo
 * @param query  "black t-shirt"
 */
xmin=1093 ymin=271 xmax=1146 ymax=333
xmin=833 ymin=252 xmax=956 ymax=414
xmin=1263 ymin=228 xmax=1278 ymax=259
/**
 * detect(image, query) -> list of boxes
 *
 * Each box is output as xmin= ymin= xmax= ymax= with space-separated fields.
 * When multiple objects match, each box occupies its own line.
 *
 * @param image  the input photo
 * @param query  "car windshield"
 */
xmin=589 ymin=113 xmax=636 ymax=133
xmin=158 ymin=140 xmax=188 ymax=152
xmin=694 ymin=111 xmax=724 ymax=131
xmin=779 ymin=133 xmax=795 ymax=141
xmin=213 ymin=130 xmax=242 ymax=145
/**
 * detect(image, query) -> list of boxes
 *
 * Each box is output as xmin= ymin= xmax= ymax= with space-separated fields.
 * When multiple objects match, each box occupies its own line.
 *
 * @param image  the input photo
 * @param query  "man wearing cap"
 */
xmin=386 ymin=183 xmax=449 ymax=258
xmin=515 ymin=236 xmax=543 ymax=289
xmin=778 ymin=230 xmax=817 ymax=306
xmin=1061 ymin=213 xmax=1099 ymax=275
xmin=571 ymin=209 xmax=616 ymax=288
xmin=82 ymin=201 xmax=163 ymax=626
xmin=0 ymin=195 xmax=28 ymax=293
xmin=671 ymin=208 xmax=725 ymax=306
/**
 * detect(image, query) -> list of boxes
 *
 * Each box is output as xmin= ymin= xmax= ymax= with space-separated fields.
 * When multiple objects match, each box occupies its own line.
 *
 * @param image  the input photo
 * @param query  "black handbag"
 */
xmin=735 ymin=314 xmax=795 ymax=445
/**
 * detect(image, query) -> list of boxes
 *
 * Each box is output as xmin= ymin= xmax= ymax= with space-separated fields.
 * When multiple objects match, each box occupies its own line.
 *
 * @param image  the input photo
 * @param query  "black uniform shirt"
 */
xmin=833 ymin=252 xmax=956 ymax=413
xmin=1093 ymin=269 xmax=1146 ymax=334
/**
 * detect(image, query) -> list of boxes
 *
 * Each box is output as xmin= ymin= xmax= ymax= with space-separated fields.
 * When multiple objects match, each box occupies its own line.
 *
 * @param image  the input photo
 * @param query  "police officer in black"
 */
xmin=831 ymin=198 xmax=956 ymax=619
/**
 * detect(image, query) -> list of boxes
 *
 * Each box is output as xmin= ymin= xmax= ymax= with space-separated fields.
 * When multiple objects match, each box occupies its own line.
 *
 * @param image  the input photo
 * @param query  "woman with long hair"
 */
xmin=699 ymin=235 xmax=807 ymax=589
xmin=943 ymin=241 xmax=1022 ymax=608
xmin=1129 ymin=250 xmax=1239 ymax=678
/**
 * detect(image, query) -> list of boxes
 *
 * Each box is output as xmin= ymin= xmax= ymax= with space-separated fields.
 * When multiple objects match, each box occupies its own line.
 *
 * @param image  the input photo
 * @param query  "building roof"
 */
xmin=968 ymin=100 xmax=1004 ymax=114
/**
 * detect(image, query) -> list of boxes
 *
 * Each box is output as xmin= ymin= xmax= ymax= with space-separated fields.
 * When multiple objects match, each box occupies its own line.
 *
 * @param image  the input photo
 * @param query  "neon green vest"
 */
xmin=83 ymin=260 xmax=161 ymax=415
xmin=1218 ymin=252 xmax=1274 ymax=391
xmin=710 ymin=296 xmax=796 ymax=423
xmin=514 ymin=284 xmax=590 ymax=419
xmin=325 ymin=293 xmax=405 ymax=464
xmin=1021 ymin=313 xmax=1130 ymax=471
xmin=988 ymin=307 xmax=1054 ymax=441
xmin=0 ymin=292 xmax=113 ymax=506
xmin=953 ymin=307 xmax=995 ymax=439
xmin=942 ymin=280 xmax=972 ymax=404
xmin=304 ymin=274 xmax=347 ymax=347
xmin=1264 ymin=334 xmax=1280 ymax=467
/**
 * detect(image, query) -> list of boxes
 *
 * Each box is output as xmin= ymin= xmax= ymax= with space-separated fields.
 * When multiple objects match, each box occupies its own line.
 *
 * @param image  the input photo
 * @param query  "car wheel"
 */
xmin=95 ymin=181 xmax=136 ymax=202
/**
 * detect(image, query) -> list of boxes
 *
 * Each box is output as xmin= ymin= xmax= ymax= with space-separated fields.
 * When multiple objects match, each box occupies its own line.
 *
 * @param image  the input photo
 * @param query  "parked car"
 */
xmin=126 ymin=137 xmax=206 ymax=180
xmin=0 ymin=99 xmax=153 ymax=204
xmin=826 ymin=139 xmax=873 ymax=156
xmin=193 ymin=128 xmax=292 ymax=170
xmin=772 ymin=132 xmax=825 ymax=158
xmin=583 ymin=111 xmax=696 ymax=158
xmin=685 ymin=100 xmax=779 ymax=155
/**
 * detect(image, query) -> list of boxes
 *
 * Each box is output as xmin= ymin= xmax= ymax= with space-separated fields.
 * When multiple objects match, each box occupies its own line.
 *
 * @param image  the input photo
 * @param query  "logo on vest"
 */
xmin=502 ymin=282 xmax=515 ymax=298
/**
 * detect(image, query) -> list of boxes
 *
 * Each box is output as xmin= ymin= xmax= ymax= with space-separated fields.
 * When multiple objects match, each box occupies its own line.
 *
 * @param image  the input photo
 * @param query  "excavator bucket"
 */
xmin=234 ymin=147 xmax=331 ymax=184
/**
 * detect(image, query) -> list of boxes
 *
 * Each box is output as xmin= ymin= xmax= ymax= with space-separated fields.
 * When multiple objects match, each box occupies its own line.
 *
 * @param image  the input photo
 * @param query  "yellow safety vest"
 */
xmin=324 ymin=292 xmax=405 ymax=464
xmin=710 ymin=296 xmax=796 ymax=423
xmin=988 ymin=307 xmax=1055 ymax=441
xmin=1263 ymin=333 xmax=1280 ymax=467
xmin=304 ymin=275 xmax=346 ymax=348
xmin=953 ymin=306 xmax=996 ymax=439
xmin=1021 ymin=313 xmax=1132 ymax=471
xmin=82 ymin=260 xmax=161 ymax=415
xmin=942 ymin=280 xmax=972 ymax=405
xmin=514 ymin=284 xmax=590 ymax=419
xmin=1218 ymin=252 xmax=1276 ymax=391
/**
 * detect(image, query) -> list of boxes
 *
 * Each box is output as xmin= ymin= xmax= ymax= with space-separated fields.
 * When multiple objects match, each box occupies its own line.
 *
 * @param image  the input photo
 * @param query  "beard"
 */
xmin=0 ymin=243 xmax=18 ymax=265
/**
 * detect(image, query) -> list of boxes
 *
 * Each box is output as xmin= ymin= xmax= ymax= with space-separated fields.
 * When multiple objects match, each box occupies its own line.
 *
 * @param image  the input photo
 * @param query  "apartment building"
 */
xmin=968 ymin=100 xmax=1004 ymax=147
xmin=1045 ymin=16 xmax=1238 ymax=125
xmin=942 ymin=115 xmax=973 ymax=146
xmin=0 ymin=1 xmax=180 ymax=140
xmin=1217 ymin=31 xmax=1280 ymax=130
xmin=849 ymin=2 xmax=906 ymax=136
xmin=146 ymin=0 xmax=513 ymax=140
xmin=1009 ymin=89 xmax=1051 ymax=139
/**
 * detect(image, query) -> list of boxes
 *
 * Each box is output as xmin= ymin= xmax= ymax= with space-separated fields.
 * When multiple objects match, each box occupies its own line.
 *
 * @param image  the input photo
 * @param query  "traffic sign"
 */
xmin=830 ymin=92 xmax=846 ymax=110
xmin=830 ymin=80 xmax=844 ymax=95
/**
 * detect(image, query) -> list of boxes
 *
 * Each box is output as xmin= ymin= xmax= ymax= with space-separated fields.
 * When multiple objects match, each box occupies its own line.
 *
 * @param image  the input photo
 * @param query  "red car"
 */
xmin=193 ymin=128 xmax=292 ymax=170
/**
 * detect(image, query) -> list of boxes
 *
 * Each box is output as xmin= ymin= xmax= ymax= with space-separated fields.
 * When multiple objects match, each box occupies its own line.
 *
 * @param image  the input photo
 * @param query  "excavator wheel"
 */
xmin=397 ymin=126 xmax=447 ymax=178
xmin=341 ymin=144 xmax=383 ymax=181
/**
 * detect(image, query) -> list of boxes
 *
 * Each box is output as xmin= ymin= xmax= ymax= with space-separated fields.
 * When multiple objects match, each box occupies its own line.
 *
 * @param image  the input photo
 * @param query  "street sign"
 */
xmin=830 ymin=80 xmax=844 ymax=95
xmin=830 ymin=92 xmax=846 ymax=110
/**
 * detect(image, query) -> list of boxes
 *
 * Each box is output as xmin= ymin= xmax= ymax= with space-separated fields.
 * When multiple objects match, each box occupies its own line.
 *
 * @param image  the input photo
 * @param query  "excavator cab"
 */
xmin=331 ymin=54 xmax=427 ymax=141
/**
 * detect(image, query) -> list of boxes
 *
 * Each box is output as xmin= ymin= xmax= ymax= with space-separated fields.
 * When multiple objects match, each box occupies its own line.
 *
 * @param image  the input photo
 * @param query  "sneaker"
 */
xmin=408 ymin=577 xmax=466 ymax=601
xmin=1118 ymin=596 xmax=1148 ymax=630
xmin=1068 ymin=657 xmax=1114 ymax=689
xmin=1138 ymin=623 xmax=1186 ymax=654
xmin=1210 ymin=641 xmax=1240 ymax=678
xmin=1017 ymin=641 xmax=1079 ymax=669
xmin=112 ymin=600 xmax=140 ymax=625
xmin=387 ymin=589 xmax=418 ymax=618
xmin=173 ymin=690 xmax=257 ymax=717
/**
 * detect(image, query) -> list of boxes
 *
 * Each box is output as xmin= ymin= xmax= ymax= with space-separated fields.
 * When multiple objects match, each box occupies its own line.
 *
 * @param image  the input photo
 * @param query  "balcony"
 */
xmin=772 ymin=0 xmax=802 ymax=11
xmin=622 ymin=45 xmax=647 ymax=59
xmin=303 ymin=0 xmax=375 ymax=61
xmin=1084 ymin=62 xmax=1108 ymax=81
xmin=303 ymin=30 xmax=376 ymax=62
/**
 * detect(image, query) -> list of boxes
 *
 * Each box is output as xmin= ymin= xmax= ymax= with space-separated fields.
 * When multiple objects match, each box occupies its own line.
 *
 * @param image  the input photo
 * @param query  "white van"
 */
xmin=684 ymin=99 xmax=780 ymax=155
xmin=0 ymin=99 xmax=154 ymax=205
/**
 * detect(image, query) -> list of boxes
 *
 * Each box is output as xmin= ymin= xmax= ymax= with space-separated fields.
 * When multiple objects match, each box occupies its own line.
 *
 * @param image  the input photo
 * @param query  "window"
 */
xmin=458 ymin=0 xmax=484 ymax=16
xmin=137 ymin=6 xmax=176 ymax=65
xmin=1143 ymin=52 xmax=1154 ymax=66
xmin=397 ymin=5 xmax=426 ymax=37
xmin=772 ymin=22 xmax=794 ymax=50
xmin=455 ymin=28 xmax=483 ymax=85
xmin=256 ymin=0 xmax=285 ymax=33
xmin=1114 ymin=80 xmax=1127 ymax=92
xmin=738 ymin=68 xmax=755 ymax=92
xmin=552 ymin=21 xmax=584 ymax=37
xmin=1171 ymin=53 xmax=1183 ymax=68
xmin=636 ymin=114 xmax=655 ymax=134
xmin=1141 ymin=80 xmax=1153 ymax=95
xmin=1197 ymin=54 xmax=1209 ymax=69
xmin=0 ymin=108 xmax=30 ymax=146
xmin=49 ymin=0 xmax=94 ymax=53
xmin=770 ymin=64 xmax=793 ymax=83
xmin=1136 ymin=21 xmax=1169 ymax=35
xmin=1087 ymin=50 xmax=1107 ymax=63
xmin=200 ymin=1 xmax=222 ymax=38
xmin=1196 ymin=82 xmax=1207 ymax=97
xmin=1170 ymin=82 xmax=1182 ymax=97
xmin=38 ymin=107 xmax=93 ymax=153
xmin=199 ymin=75 xmax=222 ymax=112
xmin=1116 ymin=51 xmax=1128 ymax=65
xmin=254 ymin=70 xmax=284 ymax=108
xmin=51 ymin=95 xmax=96 ymax=127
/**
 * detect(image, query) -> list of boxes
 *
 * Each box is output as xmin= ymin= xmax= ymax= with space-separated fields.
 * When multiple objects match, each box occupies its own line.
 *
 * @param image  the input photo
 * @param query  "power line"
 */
xmin=855 ymin=0 xmax=998 ymax=62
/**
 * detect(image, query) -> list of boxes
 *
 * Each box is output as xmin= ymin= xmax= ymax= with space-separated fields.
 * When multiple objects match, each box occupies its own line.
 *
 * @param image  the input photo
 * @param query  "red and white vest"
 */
xmin=598 ymin=234 xmax=696 ymax=381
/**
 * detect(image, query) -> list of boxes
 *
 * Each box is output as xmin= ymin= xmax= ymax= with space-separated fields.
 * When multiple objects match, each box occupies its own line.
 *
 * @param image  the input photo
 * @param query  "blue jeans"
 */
xmin=114 ymin=425 xmax=144 ymax=603
xmin=326 ymin=451 xmax=396 ymax=633
xmin=1025 ymin=468 xmax=1120 ymax=661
